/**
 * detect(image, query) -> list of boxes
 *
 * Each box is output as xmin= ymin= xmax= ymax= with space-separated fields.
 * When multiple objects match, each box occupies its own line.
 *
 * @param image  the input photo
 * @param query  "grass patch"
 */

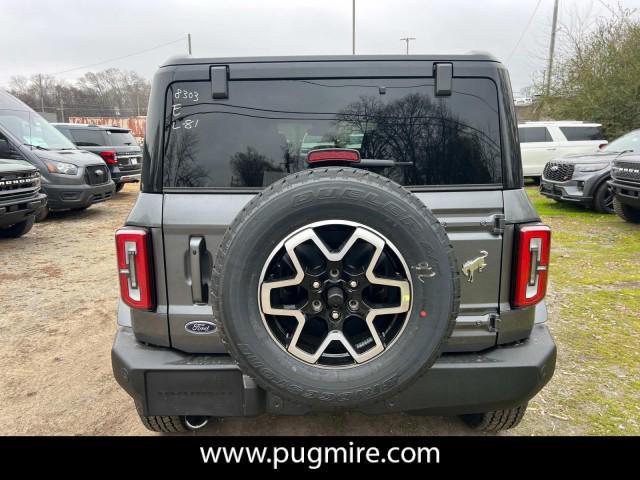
xmin=523 ymin=187 xmax=640 ymax=435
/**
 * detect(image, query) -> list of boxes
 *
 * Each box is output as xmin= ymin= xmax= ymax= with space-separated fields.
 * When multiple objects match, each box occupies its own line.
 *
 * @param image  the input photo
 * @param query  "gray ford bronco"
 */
xmin=111 ymin=54 xmax=557 ymax=433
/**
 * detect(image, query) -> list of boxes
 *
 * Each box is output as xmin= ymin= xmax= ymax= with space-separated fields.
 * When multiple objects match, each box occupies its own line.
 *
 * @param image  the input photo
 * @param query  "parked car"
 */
xmin=0 ymin=90 xmax=115 ymax=221
xmin=111 ymin=54 xmax=556 ymax=433
xmin=539 ymin=129 xmax=640 ymax=213
xmin=0 ymin=158 xmax=47 ymax=238
xmin=519 ymin=121 xmax=607 ymax=179
xmin=609 ymin=153 xmax=640 ymax=223
xmin=53 ymin=123 xmax=142 ymax=192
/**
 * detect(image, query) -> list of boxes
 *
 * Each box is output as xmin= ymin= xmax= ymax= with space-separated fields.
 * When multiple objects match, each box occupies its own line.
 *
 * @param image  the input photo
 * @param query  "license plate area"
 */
xmin=146 ymin=370 xmax=243 ymax=416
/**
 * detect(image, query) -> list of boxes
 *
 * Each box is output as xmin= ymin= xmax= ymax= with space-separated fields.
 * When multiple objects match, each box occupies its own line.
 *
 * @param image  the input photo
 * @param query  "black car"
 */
xmin=609 ymin=153 xmax=640 ymax=223
xmin=0 ymin=158 xmax=47 ymax=238
xmin=540 ymin=129 xmax=640 ymax=213
xmin=53 ymin=123 xmax=142 ymax=192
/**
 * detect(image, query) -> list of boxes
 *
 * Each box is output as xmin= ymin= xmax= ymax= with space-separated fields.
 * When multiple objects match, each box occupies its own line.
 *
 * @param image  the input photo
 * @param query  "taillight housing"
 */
xmin=512 ymin=224 xmax=551 ymax=308
xmin=115 ymin=228 xmax=154 ymax=310
xmin=100 ymin=150 xmax=118 ymax=165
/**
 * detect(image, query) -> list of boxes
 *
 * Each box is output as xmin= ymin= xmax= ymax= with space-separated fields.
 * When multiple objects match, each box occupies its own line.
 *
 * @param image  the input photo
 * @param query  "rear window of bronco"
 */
xmin=163 ymin=78 xmax=502 ymax=189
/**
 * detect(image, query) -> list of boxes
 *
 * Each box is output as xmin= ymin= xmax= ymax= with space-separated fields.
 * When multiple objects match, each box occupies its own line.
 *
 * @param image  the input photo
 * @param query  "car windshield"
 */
xmin=604 ymin=131 xmax=640 ymax=153
xmin=0 ymin=109 xmax=76 ymax=150
xmin=163 ymin=77 xmax=503 ymax=188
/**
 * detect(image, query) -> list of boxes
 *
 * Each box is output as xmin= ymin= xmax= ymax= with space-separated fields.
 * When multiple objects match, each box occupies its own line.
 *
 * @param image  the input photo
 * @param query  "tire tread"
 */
xmin=613 ymin=197 xmax=640 ymax=223
xmin=211 ymin=167 xmax=460 ymax=407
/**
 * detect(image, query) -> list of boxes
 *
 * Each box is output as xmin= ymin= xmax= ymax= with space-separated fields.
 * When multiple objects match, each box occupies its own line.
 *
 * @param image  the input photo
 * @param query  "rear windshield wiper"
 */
xmin=23 ymin=143 xmax=49 ymax=151
xmin=359 ymin=159 xmax=413 ymax=167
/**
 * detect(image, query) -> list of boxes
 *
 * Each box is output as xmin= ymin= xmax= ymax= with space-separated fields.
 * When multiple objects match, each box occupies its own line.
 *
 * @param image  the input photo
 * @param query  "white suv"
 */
xmin=519 ymin=121 xmax=607 ymax=178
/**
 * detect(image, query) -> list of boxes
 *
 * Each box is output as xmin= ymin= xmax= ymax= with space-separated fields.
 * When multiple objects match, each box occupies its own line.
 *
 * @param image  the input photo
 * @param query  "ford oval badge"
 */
xmin=184 ymin=321 xmax=217 ymax=335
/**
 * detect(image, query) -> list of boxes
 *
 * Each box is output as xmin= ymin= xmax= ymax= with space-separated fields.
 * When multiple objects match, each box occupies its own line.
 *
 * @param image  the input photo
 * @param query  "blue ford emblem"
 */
xmin=184 ymin=321 xmax=217 ymax=334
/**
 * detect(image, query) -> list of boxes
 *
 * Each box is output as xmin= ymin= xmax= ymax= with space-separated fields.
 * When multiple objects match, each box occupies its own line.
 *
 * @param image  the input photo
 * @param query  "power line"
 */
xmin=48 ymin=37 xmax=187 ymax=76
xmin=597 ymin=0 xmax=615 ymax=14
xmin=506 ymin=0 xmax=543 ymax=63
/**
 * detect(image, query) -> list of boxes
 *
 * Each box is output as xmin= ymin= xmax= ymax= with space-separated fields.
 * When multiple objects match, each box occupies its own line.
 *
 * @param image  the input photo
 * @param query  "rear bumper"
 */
xmin=111 ymin=166 xmax=142 ymax=184
xmin=43 ymin=181 xmax=115 ymax=210
xmin=0 ymin=192 xmax=47 ymax=227
xmin=112 ymin=324 xmax=557 ymax=417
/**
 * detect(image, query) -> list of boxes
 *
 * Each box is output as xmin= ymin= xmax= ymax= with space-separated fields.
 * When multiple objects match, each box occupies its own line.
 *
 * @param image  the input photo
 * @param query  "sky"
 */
xmin=1 ymin=0 xmax=638 ymax=94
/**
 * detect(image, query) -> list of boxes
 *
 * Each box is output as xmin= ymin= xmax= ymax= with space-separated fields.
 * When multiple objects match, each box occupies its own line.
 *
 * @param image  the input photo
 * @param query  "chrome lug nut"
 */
xmin=349 ymin=280 xmax=358 ymax=288
xmin=331 ymin=310 xmax=340 ymax=320
xmin=312 ymin=280 xmax=321 ymax=289
xmin=348 ymin=299 xmax=359 ymax=311
xmin=312 ymin=300 xmax=323 ymax=312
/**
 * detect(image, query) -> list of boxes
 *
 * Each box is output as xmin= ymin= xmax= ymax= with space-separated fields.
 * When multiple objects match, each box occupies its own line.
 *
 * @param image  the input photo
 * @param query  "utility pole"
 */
xmin=546 ymin=0 xmax=559 ymax=95
xmin=352 ymin=0 xmax=355 ymax=55
xmin=38 ymin=75 xmax=45 ymax=113
xmin=400 ymin=37 xmax=416 ymax=55
xmin=187 ymin=33 xmax=192 ymax=55
xmin=57 ymin=88 xmax=64 ymax=122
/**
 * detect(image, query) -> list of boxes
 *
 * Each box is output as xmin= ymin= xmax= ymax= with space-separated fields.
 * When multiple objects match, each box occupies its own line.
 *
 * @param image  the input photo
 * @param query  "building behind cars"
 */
xmin=0 ymin=158 xmax=47 ymax=238
xmin=0 ymin=90 xmax=115 ymax=220
xmin=539 ymin=129 xmax=640 ymax=213
xmin=53 ymin=123 xmax=142 ymax=192
xmin=519 ymin=121 xmax=607 ymax=178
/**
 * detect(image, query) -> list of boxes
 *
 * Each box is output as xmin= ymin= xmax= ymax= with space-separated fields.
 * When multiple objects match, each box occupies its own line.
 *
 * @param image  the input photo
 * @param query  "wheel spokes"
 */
xmin=259 ymin=223 xmax=411 ymax=366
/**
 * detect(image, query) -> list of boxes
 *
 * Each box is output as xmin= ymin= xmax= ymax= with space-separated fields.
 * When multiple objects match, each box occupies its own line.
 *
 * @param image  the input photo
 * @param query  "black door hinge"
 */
xmin=489 ymin=313 xmax=501 ymax=332
xmin=491 ymin=214 xmax=506 ymax=235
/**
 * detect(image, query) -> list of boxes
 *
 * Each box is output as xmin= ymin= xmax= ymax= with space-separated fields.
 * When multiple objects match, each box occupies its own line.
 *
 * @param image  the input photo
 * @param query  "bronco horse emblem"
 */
xmin=462 ymin=250 xmax=489 ymax=283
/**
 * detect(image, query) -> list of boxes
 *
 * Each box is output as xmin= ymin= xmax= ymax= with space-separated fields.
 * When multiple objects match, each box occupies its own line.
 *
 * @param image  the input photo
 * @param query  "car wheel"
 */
xmin=35 ymin=206 xmax=49 ymax=222
xmin=0 ymin=216 xmax=35 ymax=238
xmin=212 ymin=168 xmax=460 ymax=409
xmin=115 ymin=183 xmax=126 ymax=192
xmin=613 ymin=197 xmax=640 ymax=223
xmin=460 ymin=403 xmax=528 ymax=432
xmin=593 ymin=181 xmax=614 ymax=214
xmin=135 ymin=403 xmax=209 ymax=433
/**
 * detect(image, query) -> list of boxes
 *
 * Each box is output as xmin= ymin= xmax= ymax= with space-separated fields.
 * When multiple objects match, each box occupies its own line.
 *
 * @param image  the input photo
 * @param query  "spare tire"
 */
xmin=212 ymin=168 xmax=460 ymax=409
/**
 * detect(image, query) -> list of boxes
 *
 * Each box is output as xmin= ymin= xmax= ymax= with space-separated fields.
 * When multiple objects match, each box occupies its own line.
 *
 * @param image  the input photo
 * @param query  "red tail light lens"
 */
xmin=598 ymin=143 xmax=608 ymax=150
xmin=115 ymin=228 xmax=154 ymax=310
xmin=100 ymin=150 xmax=117 ymax=165
xmin=307 ymin=149 xmax=360 ymax=164
xmin=512 ymin=225 xmax=551 ymax=308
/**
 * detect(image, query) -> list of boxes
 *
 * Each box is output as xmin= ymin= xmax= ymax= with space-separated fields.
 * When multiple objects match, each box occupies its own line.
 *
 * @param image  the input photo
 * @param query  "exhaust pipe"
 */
xmin=184 ymin=416 xmax=209 ymax=430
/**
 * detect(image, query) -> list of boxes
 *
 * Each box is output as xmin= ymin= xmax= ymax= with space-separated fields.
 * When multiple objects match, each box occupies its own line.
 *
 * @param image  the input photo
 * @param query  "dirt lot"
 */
xmin=0 ymin=184 xmax=638 ymax=436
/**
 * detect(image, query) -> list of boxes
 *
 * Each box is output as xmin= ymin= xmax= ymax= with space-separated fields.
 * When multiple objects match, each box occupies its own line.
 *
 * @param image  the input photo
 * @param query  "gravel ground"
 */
xmin=0 ymin=184 xmax=637 ymax=436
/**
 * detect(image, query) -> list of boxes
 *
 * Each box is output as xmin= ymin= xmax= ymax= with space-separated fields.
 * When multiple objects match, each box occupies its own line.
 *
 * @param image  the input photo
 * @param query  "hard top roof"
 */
xmin=161 ymin=53 xmax=500 ymax=68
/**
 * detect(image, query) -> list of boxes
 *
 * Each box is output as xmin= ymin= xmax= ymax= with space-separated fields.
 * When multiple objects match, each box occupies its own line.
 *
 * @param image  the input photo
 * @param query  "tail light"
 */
xmin=598 ymin=143 xmax=608 ymax=150
xmin=115 ymin=228 xmax=154 ymax=310
xmin=512 ymin=224 xmax=551 ymax=308
xmin=100 ymin=150 xmax=118 ymax=165
xmin=307 ymin=149 xmax=360 ymax=164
